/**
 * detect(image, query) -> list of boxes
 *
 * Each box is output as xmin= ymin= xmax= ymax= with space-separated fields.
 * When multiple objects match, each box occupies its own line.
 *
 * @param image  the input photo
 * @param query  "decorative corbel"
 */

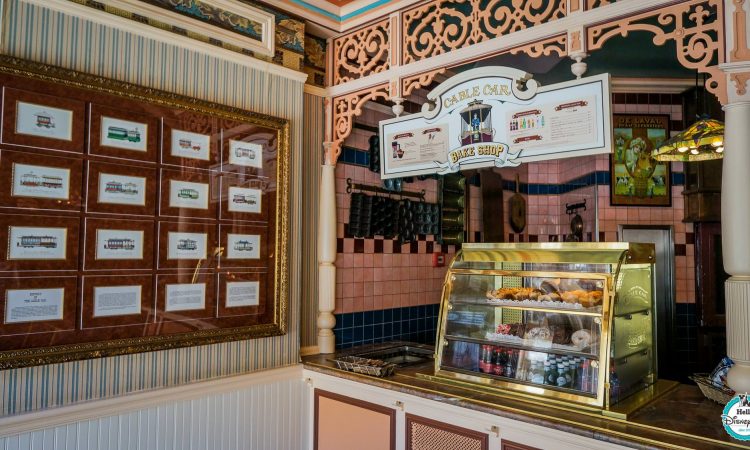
xmin=329 ymin=84 xmax=390 ymax=164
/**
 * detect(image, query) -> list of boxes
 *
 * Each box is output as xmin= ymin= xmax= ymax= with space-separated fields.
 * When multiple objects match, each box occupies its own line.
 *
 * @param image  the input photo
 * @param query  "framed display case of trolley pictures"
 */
xmin=0 ymin=56 xmax=289 ymax=370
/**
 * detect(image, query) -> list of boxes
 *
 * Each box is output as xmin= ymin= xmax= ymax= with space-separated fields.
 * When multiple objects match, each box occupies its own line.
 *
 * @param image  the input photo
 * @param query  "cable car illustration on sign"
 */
xmin=459 ymin=100 xmax=494 ymax=146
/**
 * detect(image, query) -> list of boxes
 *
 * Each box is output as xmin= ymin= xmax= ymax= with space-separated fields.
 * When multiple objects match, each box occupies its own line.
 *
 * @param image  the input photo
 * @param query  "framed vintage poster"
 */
xmin=159 ymin=168 xmax=216 ymax=219
xmin=0 ymin=56 xmax=289 ymax=369
xmin=2 ymin=88 xmax=85 ymax=152
xmin=611 ymin=114 xmax=672 ymax=206
xmin=0 ymin=276 xmax=78 ymax=336
xmin=89 ymin=104 xmax=159 ymax=162
xmin=0 ymin=150 xmax=83 ymax=211
xmin=171 ymin=129 xmax=211 ymax=161
xmin=0 ymin=214 xmax=80 ymax=272
xmin=86 ymin=161 xmax=157 ymax=216
xmin=80 ymin=274 xmax=152 ymax=329
xmin=15 ymin=101 xmax=74 ymax=141
xmin=228 ymin=139 xmax=263 ymax=168
xmin=83 ymin=218 xmax=154 ymax=271
xmin=11 ymin=163 xmax=70 ymax=200
xmin=100 ymin=116 xmax=148 ymax=152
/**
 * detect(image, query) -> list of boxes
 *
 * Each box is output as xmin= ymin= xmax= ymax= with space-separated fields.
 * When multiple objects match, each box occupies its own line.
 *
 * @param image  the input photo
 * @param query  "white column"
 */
xmin=721 ymin=101 xmax=750 ymax=392
xmin=317 ymin=144 xmax=337 ymax=353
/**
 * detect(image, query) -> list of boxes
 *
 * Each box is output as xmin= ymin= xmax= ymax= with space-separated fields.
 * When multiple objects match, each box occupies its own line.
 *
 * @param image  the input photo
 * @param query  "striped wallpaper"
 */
xmin=0 ymin=0 xmax=304 ymax=416
xmin=300 ymin=93 xmax=323 ymax=349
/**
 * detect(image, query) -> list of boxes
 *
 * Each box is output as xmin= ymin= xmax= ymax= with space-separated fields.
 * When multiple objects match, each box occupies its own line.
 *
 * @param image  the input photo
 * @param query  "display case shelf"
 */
xmin=433 ymin=243 xmax=659 ymax=415
xmin=444 ymin=335 xmax=600 ymax=360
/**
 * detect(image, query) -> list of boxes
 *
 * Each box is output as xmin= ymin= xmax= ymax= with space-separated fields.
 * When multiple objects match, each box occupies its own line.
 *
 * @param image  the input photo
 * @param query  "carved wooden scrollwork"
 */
xmin=586 ymin=0 xmax=612 ymax=10
xmin=402 ymin=68 xmax=447 ymax=97
xmin=510 ymin=34 xmax=567 ymax=58
xmin=587 ymin=0 xmax=726 ymax=104
xmin=328 ymin=85 xmax=390 ymax=165
xmin=401 ymin=0 xmax=567 ymax=64
xmin=332 ymin=19 xmax=390 ymax=85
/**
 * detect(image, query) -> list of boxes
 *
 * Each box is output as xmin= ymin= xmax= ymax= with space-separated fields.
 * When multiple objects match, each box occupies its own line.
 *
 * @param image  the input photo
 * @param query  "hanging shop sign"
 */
xmin=379 ymin=67 xmax=612 ymax=179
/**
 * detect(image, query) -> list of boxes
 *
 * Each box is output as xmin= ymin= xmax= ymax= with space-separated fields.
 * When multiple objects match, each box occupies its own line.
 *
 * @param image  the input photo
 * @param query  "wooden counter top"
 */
xmin=303 ymin=345 xmax=749 ymax=450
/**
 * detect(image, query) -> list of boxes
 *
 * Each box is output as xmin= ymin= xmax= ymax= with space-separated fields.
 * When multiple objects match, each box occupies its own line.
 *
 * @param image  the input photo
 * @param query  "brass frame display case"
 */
xmin=431 ymin=243 xmax=675 ymax=418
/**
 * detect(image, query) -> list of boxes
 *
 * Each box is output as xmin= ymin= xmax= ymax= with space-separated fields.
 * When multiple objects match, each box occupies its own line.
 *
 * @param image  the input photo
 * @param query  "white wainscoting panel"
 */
xmin=0 ymin=366 xmax=308 ymax=450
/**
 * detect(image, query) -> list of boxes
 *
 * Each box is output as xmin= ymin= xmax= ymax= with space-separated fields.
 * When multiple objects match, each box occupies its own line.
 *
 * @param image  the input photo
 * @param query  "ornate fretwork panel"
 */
xmin=328 ymin=85 xmax=390 ymax=164
xmin=586 ymin=0 xmax=613 ymax=10
xmin=587 ymin=0 xmax=726 ymax=103
xmin=332 ymin=19 xmax=390 ymax=85
xmin=510 ymin=34 xmax=567 ymax=58
xmin=402 ymin=68 xmax=447 ymax=97
xmin=401 ymin=0 xmax=567 ymax=65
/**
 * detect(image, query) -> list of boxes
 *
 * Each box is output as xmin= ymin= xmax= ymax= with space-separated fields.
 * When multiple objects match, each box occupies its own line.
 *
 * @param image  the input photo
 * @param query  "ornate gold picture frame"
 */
xmin=0 ymin=56 xmax=290 ymax=369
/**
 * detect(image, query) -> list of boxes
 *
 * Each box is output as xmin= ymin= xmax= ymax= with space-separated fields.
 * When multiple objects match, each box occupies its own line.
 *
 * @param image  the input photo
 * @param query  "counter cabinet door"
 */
xmin=314 ymin=388 xmax=396 ymax=450
xmin=405 ymin=413 xmax=489 ymax=450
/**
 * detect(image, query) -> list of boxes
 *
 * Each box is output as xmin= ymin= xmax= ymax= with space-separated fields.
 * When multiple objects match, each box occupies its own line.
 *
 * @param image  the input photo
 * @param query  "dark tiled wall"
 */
xmin=334 ymin=304 xmax=440 ymax=349
xmin=675 ymin=303 xmax=698 ymax=379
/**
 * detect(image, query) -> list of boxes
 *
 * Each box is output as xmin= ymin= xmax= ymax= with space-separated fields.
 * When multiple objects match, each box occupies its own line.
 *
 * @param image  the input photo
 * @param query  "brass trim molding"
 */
xmin=0 ymin=55 xmax=291 ymax=369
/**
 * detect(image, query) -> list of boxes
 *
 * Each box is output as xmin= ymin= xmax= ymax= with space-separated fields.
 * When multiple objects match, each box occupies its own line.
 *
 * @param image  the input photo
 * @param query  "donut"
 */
xmin=571 ymin=329 xmax=592 ymax=349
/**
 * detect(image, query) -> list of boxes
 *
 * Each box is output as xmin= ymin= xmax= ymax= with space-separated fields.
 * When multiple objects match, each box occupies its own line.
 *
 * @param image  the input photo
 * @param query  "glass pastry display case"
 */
xmin=432 ymin=243 xmax=670 ymax=417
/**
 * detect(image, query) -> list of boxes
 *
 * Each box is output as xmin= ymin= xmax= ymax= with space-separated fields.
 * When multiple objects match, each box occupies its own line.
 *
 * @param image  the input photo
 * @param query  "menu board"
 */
xmin=0 ymin=57 xmax=289 ymax=368
xmin=380 ymin=67 xmax=612 ymax=179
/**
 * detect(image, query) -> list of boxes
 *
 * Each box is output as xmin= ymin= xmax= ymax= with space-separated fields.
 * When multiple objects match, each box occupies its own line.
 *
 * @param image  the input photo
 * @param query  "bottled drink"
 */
xmin=581 ymin=359 xmax=591 ymax=392
xmin=479 ymin=345 xmax=491 ymax=373
xmin=505 ymin=349 xmax=516 ymax=378
xmin=571 ymin=357 xmax=581 ymax=390
xmin=546 ymin=358 xmax=559 ymax=385
xmin=563 ymin=361 xmax=572 ymax=387
xmin=556 ymin=363 xmax=567 ymax=387
xmin=543 ymin=361 xmax=551 ymax=385
xmin=492 ymin=348 xmax=505 ymax=376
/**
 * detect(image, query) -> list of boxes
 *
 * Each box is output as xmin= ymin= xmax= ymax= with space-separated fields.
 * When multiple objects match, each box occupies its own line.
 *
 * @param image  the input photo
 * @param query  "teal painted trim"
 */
xmin=284 ymin=0 xmax=396 ymax=22
xmin=341 ymin=0 xmax=395 ymax=21
xmin=286 ymin=0 xmax=340 ymax=20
